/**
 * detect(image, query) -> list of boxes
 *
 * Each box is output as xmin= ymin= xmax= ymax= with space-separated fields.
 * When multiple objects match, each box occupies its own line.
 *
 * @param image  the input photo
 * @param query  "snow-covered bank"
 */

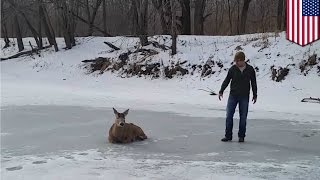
xmin=1 ymin=32 xmax=320 ymax=124
xmin=2 ymin=32 xmax=320 ymax=180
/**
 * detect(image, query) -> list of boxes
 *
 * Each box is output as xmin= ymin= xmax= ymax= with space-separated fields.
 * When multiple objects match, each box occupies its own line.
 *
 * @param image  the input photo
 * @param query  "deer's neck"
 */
xmin=112 ymin=123 xmax=126 ymax=135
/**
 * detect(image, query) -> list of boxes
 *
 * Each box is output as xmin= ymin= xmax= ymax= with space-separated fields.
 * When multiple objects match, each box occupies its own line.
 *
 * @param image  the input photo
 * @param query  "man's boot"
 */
xmin=221 ymin=137 xmax=232 ymax=142
xmin=238 ymin=137 xmax=245 ymax=142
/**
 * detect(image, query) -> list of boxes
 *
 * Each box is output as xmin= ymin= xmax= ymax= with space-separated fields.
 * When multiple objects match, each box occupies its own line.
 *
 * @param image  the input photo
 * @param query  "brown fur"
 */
xmin=108 ymin=108 xmax=147 ymax=144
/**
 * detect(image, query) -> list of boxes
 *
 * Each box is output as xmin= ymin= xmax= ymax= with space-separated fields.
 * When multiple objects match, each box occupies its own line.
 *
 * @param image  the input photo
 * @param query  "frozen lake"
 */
xmin=1 ymin=105 xmax=320 ymax=179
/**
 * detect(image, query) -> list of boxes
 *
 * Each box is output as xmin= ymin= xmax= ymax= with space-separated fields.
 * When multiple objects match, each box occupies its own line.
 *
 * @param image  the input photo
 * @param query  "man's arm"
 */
xmin=251 ymin=67 xmax=257 ymax=98
xmin=219 ymin=68 xmax=232 ymax=94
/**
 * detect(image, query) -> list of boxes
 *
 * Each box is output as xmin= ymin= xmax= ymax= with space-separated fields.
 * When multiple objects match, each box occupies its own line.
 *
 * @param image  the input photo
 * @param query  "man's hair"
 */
xmin=234 ymin=51 xmax=245 ymax=61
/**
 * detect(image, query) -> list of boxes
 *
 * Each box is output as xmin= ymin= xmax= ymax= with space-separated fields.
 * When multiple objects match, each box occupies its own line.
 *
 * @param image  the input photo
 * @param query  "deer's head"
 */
xmin=113 ymin=108 xmax=129 ymax=127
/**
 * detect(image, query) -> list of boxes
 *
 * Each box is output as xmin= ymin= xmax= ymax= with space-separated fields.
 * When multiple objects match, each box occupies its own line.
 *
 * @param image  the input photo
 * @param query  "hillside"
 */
xmin=1 ymin=32 xmax=320 ymax=123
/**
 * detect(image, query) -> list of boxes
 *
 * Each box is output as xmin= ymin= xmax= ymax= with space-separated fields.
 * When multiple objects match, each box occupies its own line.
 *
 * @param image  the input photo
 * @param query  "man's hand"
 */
xmin=219 ymin=93 xmax=223 ymax=101
xmin=252 ymin=96 xmax=257 ymax=104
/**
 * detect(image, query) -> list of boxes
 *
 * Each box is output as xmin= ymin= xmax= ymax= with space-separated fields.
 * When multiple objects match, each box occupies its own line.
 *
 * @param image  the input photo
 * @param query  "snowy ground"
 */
xmin=1 ymin=33 xmax=320 ymax=179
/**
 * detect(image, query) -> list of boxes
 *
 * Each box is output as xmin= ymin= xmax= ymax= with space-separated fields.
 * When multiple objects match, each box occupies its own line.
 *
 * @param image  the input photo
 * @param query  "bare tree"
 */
xmin=2 ymin=23 xmax=11 ymax=48
xmin=240 ymin=0 xmax=252 ymax=34
xmin=84 ymin=0 xmax=103 ymax=36
xmin=132 ymin=0 xmax=149 ymax=46
xmin=237 ymin=0 xmax=240 ymax=34
xmin=38 ymin=0 xmax=58 ymax=51
xmin=14 ymin=14 xmax=24 ymax=51
xmin=277 ymin=0 xmax=284 ymax=30
xmin=257 ymin=2 xmax=267 ymax=32
xmin=6 ymin=0 xmax=42 ymax=48
xmin=56 ymin=0 xmax=72 ymax=49
xmin=55 ymin=0 xmax=77 ymax=49
xmin=179 ymin=0 xmax=191 ymax=35
xmin=38 ymin=3 xmax=43 ymax=49
xmin=170 ymin=0 xmax=177 ymax=55
xmin=1 ymin=0 xmax=10 ymax=48
xmin=217 ymin=0 xmax=226 ymax=35
xmin=214 ymin=0 xmax=219 ymax=34
xmin=193 ymin=0 xmax=206 ymax=35
xmin=227 ymin=0 xmax=233 ymax=35
xmin=152 ymin=0 xmax=172 ymax=34
xmin=102 ymin=0 xmax=107 ymax=35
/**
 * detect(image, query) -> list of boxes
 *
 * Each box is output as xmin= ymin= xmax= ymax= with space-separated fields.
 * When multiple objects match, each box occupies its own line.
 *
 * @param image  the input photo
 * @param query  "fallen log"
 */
xmin=1 ymin=45 xmax=52 ymax=61
xmin=104 ymin=41 xmax=120 ymax=50
xmin=150 ymin=41 xmax=170 ymax=50
xmin=82 ymin=57 xmax=110 ymax=63
xmin=301 ymin=97 xmax=320 ymax=104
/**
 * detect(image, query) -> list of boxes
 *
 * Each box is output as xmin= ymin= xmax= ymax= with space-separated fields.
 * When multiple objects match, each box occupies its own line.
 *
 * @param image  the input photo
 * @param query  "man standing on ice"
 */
xmin=218 ymin=51 xmax=257 ymax=143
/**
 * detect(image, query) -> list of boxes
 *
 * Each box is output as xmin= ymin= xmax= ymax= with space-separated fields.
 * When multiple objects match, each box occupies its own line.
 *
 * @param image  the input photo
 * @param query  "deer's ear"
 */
xmin=113 ymin=108 xmax=118 ymax=115
xmin=123 ymin=109 xmax=129 ymax=116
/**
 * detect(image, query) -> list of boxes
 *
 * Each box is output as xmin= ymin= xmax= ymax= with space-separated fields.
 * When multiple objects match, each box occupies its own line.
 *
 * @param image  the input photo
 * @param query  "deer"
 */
xmin=108 ymin=108 xmax=147 ymax=144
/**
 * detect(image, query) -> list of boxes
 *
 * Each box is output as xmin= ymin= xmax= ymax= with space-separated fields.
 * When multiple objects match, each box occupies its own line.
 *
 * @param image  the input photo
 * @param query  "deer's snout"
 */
xmin=119 ymin=122 xmax=125 ymax=127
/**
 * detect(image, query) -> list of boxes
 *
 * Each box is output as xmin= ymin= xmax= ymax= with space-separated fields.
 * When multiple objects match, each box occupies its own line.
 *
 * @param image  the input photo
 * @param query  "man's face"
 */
xmin=234 ymin=59 xmax=245 ymax=67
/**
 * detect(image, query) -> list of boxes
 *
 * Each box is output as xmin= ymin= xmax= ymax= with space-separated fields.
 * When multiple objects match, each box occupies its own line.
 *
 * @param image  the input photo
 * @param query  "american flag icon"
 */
xmin=287 ymin=0 xmax=320 ymax=46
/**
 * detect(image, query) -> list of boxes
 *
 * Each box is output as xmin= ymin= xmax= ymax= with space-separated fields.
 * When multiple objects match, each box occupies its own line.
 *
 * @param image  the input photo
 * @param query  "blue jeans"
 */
xmin=225 ymin=95 xmax=249 ymax=139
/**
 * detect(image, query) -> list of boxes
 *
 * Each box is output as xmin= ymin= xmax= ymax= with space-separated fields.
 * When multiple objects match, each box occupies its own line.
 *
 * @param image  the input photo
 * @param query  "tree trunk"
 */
xmin=161 ymin=1 xmax=171 ymax=34
xmin=277 ymin=0 xmax=284 ymax=30
xmin=63 ymin=5 xmax=112 ymax=37
xmin=139 ymin=36 xmax=148 ymax=46
xmin=237 ymin=0 xmax=240 ymax=34
xmin=2 ymin=23 xmax=10 ymax=48
xmin=260 ymin=3 xmax=266 ymax=32
xmin=1 ymin=0 xmax=10 ymax=48
xmin=240 ymin=0 xmax=252 ymax=34
xmin=194 ymin=0 xmax=206 ymax=35
xmin=43 ymin=4 xmax=58 ymax=51
xmin=7 ymin=0 xmax=41 ymax=48
xmin=103 ymin=0 xmax=107 ymax=35
xmin=39 ymin=0 xmax=58 ymax=51
xmin=170 ymin=0 xmax=177 ymax=55
xmin=57 ymin=0 xmax=72 ymax=49
xmin=23 ymin=16 xmax=41 ymax=48
xmin=152 ymin=0 xmax=171 ymax=34
xmin=55 ymin=0 xmax=77 ymax=49
xmin=214 ymin=1 xmax=219 ymax=34
xmin=88 ymin=0 xmax=103 ymax=36
xmin=85 ymin=0 xmax=91 ymax=24
xmin=38 ymin=3 xmax=43 ymax=49
xmin=218 ymin=1 xmax=225 ymax=34
xmin=69 ymin=0 xmax=78 ymax=46
xmin=134 ymin=0 xmax=149 ymax=46
xmin=180 ymin=0 xmax=191 ymax=35
xmin=227 ymin=0 xmax=233 ymax=35
xmin=131 ymin=0 xmax=138 ymax=35
xmin=14 ymin=14 xmax=24 ymax=52
xmin=16 ymin=11 xmax=41 ymax=48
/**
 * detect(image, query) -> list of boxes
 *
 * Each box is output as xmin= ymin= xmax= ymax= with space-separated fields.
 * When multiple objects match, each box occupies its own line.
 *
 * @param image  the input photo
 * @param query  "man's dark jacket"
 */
xmin=219 ymin=64 xmax=257 ymax=98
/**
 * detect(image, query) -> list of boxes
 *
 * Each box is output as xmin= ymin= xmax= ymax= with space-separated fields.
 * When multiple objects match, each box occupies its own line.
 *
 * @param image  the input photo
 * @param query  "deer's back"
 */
xmin=108 ymin=123 xmax=146 ymax=143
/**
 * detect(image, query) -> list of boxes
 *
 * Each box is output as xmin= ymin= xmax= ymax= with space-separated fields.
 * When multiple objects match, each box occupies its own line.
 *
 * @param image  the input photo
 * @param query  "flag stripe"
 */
xmin=316 ymin=16 xmax=319 ymax=41
xmin=308 ymin=16 xmax=314 ymax=42
xmin=312 ymin=17 xmax=317 ymax=41
xmin=298 ymin=0 xmax=301 ymax=44
xmin=289 ymin=0 xmax=293 ymax=40
xmin=318 ymin=16 xmax=320 ymax=40
xmin=287 ymin=0 xmax=289 ymax=40
xmin=294 ymin=0 xmax=297 ymax=42
xmin=295 ymin=0 xmax=303 ymax=44
xmin=307 ymin=16 xmax=310 ymax=45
